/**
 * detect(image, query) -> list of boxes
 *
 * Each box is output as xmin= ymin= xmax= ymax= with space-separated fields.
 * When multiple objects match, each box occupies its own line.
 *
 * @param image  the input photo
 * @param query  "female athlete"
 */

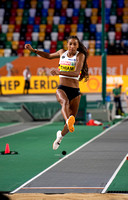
xmin=25 ymin=36 xmax=89 ymax=150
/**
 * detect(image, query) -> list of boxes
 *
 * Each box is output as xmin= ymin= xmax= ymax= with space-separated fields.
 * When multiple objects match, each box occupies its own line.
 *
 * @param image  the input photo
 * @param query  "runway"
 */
xmin=0 ymin=94 xmax=127 ymax=194
xmin=10 ymin=118 xmax=128 ymax=194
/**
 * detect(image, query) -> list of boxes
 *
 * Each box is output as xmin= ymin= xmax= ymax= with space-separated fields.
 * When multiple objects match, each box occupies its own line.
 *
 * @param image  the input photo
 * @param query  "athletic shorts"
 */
xmin=58 ymin=85 xmax=81 ymax=101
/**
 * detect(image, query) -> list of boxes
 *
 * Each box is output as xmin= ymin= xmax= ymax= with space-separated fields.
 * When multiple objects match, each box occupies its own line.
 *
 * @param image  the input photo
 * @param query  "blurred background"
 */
xmin=0 ymin=0 xmax=128 ymax=123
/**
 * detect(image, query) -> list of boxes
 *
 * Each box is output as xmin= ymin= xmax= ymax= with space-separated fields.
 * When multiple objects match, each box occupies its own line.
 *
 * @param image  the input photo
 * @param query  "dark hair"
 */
xmin=0 ymin=193 xmax=10 ymax=200
xmin=67 ymin=36 xmax=89 ymax=82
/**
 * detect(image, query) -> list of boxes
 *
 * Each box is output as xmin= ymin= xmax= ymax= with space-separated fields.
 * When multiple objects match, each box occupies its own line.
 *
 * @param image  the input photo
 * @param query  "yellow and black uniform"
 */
xmin=58 ymin=50 xmax=81 ymax=101
xmin=59 ymin=50 xmax=80 ymax=80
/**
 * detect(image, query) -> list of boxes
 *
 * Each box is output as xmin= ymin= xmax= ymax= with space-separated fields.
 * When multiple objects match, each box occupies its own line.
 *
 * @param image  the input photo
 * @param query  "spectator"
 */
xmin=112 ymin=83 xmax=124 ymax=115
xmin=6 ymin=62 xmax=13 ymax=76
xmin=23 ymin=66 xmax=31 ymax=94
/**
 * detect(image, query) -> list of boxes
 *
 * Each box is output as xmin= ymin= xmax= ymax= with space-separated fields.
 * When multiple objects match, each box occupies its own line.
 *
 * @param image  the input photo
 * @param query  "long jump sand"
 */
xmin=6 ymin=193 xmax=128 ymax=200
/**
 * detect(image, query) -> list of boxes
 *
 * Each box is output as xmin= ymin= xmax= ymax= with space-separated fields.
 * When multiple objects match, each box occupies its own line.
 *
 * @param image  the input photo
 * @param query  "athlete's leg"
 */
xmin=61 ymin=94 xmax=81 ymax=136
xmin=56 ymin=89 xmax=71 ymax=121
xmin=56 ymin=88 xmax=77 ymax=136
xmin=53 ymin=89 xmax=70 ymax=150
xmin=69 ymin=94 xmax=81 ymax=117
xmin=53 ymin=94 xmax=81 ymax=149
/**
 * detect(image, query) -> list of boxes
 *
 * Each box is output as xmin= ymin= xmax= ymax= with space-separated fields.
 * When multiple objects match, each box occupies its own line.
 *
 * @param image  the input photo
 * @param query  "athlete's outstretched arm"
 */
xmin=24 ymin=44 xmax=63 ymax=59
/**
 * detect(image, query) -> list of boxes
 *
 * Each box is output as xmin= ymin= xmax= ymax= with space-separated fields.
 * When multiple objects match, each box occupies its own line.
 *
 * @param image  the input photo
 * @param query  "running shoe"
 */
xmin=66 ymin=115 xmax=75 ymax=132
xmin=53 ymin=130 xmax=63 ymax=150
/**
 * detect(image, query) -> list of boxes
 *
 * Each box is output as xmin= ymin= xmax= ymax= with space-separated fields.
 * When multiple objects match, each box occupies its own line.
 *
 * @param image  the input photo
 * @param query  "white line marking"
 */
xmin=11 ymin=118 xmax=124 ymax=194
xmin=22 ymin=187 xmax=104 ymax=190
xmin=0 ymin=122 xmax=22 ymax=130
xmin=102 ymin=153 xmax=128 ymax=193
xmin=0 ymin=122 xmax=52 ymax=139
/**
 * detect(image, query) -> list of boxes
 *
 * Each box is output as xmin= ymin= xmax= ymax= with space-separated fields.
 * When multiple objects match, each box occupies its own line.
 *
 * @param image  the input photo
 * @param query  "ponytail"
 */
xmin=67 ymin=36 xmax=89 ymax=82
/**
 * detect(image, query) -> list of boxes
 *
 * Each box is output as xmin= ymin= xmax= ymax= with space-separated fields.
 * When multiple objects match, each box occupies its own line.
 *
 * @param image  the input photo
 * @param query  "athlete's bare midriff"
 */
xmin=59 ymin=77 xmax=79 ymax=88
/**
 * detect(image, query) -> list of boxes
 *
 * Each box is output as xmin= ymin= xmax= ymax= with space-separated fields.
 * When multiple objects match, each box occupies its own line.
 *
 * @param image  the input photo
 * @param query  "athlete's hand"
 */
xmin=24 ymin=44 xmax=34 ymax=52
xmin=50 ymin=69 xmax=60 ymax=76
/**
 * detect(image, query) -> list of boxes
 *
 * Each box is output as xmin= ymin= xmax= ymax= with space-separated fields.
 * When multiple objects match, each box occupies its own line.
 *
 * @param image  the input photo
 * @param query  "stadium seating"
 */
xmin=0 ymin=0 xmax=128 ymax=56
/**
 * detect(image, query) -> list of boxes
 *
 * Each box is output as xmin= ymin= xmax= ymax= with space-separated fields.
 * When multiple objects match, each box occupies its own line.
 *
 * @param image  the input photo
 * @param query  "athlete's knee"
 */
xmin=62 ymin=99 xmax=70 ymax=107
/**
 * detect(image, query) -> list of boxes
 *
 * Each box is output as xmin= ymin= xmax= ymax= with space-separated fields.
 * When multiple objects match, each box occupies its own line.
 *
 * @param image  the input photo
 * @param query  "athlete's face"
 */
xmin=67 ymin=39 xmax=79 ymax=54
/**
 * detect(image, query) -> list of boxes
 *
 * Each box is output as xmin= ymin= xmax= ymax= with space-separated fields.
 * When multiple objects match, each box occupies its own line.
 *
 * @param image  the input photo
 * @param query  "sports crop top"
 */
xmin=58 ymin=50 xmax=80 ymax=80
